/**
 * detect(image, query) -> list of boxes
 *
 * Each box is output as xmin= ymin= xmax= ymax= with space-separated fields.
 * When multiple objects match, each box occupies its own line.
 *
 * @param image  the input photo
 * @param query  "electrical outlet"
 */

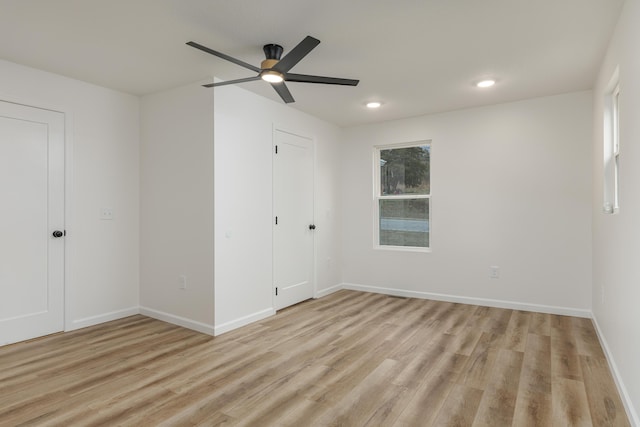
xmin=490 ymin=266 xmax=500 ymax=279
xmin=179 ymin=275 xmax=187 ymax=290
xmin=100 ymin=207 xmax=113 ymax=220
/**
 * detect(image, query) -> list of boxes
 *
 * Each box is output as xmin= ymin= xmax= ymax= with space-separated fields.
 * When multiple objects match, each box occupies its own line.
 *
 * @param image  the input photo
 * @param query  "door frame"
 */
xmin=271 ymin=123 xmax=317 ymax=310
xmin=0 ymin=93 xmax=72 ymax=333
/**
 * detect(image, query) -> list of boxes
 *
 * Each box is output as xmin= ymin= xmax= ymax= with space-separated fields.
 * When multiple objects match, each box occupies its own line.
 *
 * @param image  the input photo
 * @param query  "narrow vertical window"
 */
xmin=374 ymin=142 xmax=431 ymax=250
xmin=603 ymin=69 xmax=620 ymax=214
xmin=612 ymin=85 xmax=620 ymax=211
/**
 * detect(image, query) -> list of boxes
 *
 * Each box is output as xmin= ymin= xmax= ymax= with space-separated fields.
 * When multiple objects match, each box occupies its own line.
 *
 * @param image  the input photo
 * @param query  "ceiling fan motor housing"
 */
xmin=263 ymin=44 xmax=283 ymax=60
xmin=261 ymin=44 xmax=283 ymax=69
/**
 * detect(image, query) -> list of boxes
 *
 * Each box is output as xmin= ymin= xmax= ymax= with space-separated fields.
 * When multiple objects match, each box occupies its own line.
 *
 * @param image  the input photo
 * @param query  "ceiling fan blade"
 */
xmin=187 ymin=41 xmax=261 ymax=73
xmin=285 ymin=73 xmax=359 ymax=86
xmin=271 ymin=82 xmax=295 ymax=103
xmin=273 ymin=36 xmax=320 ymax=73
xmin=203 ymin=76 xmax=261 ymax=87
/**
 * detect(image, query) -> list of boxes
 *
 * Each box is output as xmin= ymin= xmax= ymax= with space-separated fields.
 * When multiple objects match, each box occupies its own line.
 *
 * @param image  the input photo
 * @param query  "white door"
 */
xmin=0 ymin=101 xmax=65 ymax=346
xmin=273 ymin=129 xmax=314 ymax=310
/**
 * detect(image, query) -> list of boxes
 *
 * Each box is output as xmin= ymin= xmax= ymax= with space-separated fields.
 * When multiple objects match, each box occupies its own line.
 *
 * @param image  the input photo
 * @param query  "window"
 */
xmin=374 ymin=141 xmax=431 ymax=250
xmin=603 ymin=69 xmax=620 ymax=214
xmin=612 ymin=85 xmax=620 ymax=211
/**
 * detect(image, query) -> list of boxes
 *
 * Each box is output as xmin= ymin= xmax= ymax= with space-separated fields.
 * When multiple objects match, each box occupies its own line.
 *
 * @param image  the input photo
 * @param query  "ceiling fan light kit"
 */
xmin=261 ymin=70 xmax=284 ymax=83
xmin=187 ymin=36 xmax=359 ymax=103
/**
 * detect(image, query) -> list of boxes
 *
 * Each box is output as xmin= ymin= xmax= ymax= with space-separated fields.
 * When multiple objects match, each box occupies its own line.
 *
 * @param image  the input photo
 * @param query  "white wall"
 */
xmin=0 ymin=59 xmax=140 ymax=329
xmin=140 ymin=83 xmax=215 ymax=334
xmin=342 ymin=92 xmax=593 ymax=315
xmin=214 ymin=85 xmax=343 ymax=334
xmin=592 ymin=0 xmax=640 ymax=423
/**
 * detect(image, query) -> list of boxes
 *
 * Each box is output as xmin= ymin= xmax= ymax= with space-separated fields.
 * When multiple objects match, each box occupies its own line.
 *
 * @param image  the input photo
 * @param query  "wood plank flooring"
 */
xmin=0 ymin=290 xmax=630 ymax=426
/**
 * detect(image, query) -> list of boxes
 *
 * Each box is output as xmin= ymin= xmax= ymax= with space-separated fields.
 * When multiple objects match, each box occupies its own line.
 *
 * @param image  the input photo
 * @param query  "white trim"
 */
xmin=378 ymin=194 xmax=430 ymax=200
xmin=68 ymin=306 xmax=139 ymax=331
xmin=374 ymin=245 xmax=432 ymax=253
xmin=341 ymin=283 xmax=591 ymax=318
xmin=591 ymin=315 xmax=640 ymax=427
xmin=312 ymin=134 xmax=318 ymax=304
xmin=315 ymin=283 xmax=344 ymax=298
xmin=214 ymin=307 xmax=275 ymax=336
xmin=375 ymin=140 xmax=433 ymax=151
xmin=140 ymin=306 xmax=214 ymax=336
xmin=63 ymin=111 xmax=74 ymax=333
xmin=272 ymin=124 xmax=276 ymax=312
xmin=603 ymin=67 xmax=620 ymax=214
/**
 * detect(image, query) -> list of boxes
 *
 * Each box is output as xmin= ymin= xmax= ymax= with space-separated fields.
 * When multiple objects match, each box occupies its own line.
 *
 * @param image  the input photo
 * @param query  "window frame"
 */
xmin=603 ymin=69 xmax=620 ymax=215
xmin=612 ymin=84 xmax=620 ymax=211
xmin=373 ymin=140 xmax=431 ymax=252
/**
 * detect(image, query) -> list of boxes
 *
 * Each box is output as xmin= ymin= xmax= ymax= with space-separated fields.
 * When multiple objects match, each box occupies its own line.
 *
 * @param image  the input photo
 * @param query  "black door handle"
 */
xmin=52 ymin=230 xmax=64 ymax=238
xmin=309 ymin=224 xmax=316 ymax=230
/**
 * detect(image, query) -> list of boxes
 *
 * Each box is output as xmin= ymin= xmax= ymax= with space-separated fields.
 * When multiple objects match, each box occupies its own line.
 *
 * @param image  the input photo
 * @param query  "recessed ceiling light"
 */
xmin=477 ymin=79 xmax=496 ymax=88
xmin=366 ymin=101 xmax=382 ymax=109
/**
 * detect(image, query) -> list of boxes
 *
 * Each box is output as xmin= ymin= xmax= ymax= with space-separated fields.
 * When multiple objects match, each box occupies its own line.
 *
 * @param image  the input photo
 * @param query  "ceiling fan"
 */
xmin=186 ymin=36 xmax=359 ymax=103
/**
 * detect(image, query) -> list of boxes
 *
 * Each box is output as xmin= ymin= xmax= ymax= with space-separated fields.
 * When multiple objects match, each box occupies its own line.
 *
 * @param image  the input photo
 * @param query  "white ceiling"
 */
xmin=0 ymin=0 xmax=624 ymax=127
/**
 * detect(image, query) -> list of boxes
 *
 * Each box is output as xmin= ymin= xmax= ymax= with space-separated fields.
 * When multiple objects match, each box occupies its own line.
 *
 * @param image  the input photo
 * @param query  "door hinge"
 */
xmin=275 ymin=145 xmax=278 ymax=154
xmin=275 ymin=287 xmax=278 ymax=296
xmin=275 ymin=216 xmax=278 ymax=225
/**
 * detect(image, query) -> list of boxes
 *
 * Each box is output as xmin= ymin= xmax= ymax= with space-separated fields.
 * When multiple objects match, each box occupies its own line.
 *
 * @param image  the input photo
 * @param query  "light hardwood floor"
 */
xmin=0 ymin=290 xmax=630 ymax=426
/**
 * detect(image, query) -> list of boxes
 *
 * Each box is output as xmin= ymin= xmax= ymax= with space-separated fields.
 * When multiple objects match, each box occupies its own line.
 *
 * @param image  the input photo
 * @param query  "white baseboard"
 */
xmin=214 ymin=308 xmax=275 ymax=336
xmin=341 ymin=283 xmax=592 ymax=318
xmin=315 ymin=283 xmax=344 ymax=298
xmin=140 ymin=306 xmax=215 ymax=336
xmin=591 ymin=314 xmax=639 ymax=427
xmin=68 ymin=306 xmax=140 ymax=331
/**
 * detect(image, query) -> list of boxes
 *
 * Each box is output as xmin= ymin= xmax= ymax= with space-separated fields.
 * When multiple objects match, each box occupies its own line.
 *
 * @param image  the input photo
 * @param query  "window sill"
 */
xmin=374 ymin=245 xmax=431 ymax=253
xmin=602 ymin=205 xmax=620 ymax=214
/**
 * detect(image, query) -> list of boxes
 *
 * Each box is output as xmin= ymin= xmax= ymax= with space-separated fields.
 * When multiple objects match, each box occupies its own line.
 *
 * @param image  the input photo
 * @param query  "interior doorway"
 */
xmin=273 ymin=128 xmax=315 ymax=311
xmin=0 ymin=101 xmax=65 ymax=346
